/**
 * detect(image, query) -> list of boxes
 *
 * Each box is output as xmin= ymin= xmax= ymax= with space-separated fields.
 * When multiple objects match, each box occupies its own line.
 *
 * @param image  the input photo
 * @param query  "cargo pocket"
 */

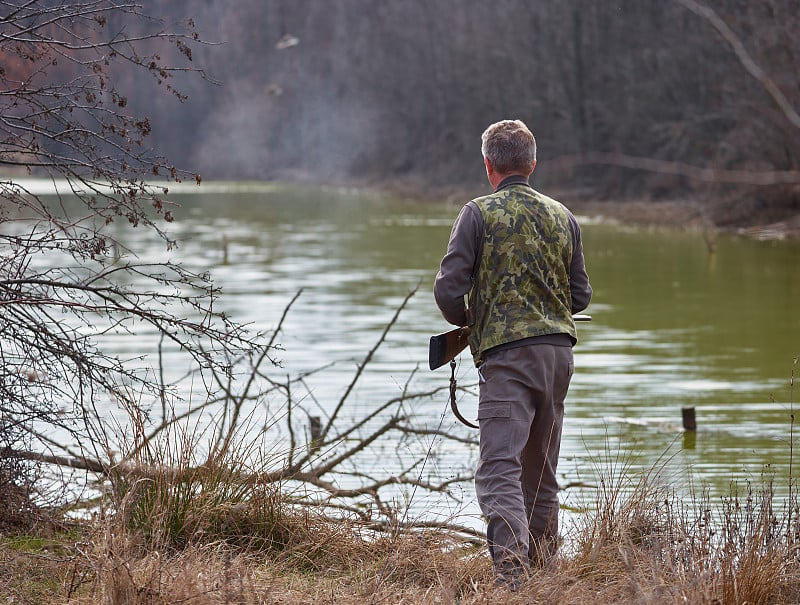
xmin=477 ymin=401 xmax=513 ymax=460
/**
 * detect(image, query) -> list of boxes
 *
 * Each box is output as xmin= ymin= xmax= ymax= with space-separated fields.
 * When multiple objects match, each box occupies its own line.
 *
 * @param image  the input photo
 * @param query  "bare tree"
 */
xmin=0 ymin=1 xmax=252 ymax=499
xmin=0 ymin=3 xmax=479 ymax=534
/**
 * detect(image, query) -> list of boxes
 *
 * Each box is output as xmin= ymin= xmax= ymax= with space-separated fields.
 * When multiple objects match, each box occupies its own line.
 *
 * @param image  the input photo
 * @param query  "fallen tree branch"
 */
xmin=12 ymin=288 xmax=479 ymax=534
xmin=8 ymin=449 xmax=107 ymax=475
xmin=362 ymin=518 xmax=485 ymax=547
xmin=551 ymin=152 xmax=800 ymax=185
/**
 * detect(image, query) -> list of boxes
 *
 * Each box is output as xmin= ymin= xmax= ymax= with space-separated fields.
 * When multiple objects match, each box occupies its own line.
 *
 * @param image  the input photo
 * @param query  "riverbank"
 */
xmin=3 ymin=469 xmax=798 ymax=604
xmin=569 ymin=197 xmax=800 ymax=241
xmin=6 ymin=171 xmax=799 ymax=239
xmin=369 ymin=177 xmax=800 ymax=240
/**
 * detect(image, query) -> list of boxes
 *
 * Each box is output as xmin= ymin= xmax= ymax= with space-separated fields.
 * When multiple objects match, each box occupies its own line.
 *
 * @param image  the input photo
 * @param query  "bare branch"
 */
xmin=0 ymin=2 xmax=257 ymax=491
xmin=320 ymin=284 xmax=419 ymax=443
xmin=675 ymin=0 xmax=800 ymax=132
xmin=551 ymin=152 xmax=800 ymax=185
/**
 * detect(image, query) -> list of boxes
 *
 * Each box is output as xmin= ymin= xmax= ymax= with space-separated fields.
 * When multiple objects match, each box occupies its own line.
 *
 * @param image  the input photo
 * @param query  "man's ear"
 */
xmin=484 ymin=156 xmax=494 ymax=176
xmin=528 ymin=159 xmax=537 ymax=176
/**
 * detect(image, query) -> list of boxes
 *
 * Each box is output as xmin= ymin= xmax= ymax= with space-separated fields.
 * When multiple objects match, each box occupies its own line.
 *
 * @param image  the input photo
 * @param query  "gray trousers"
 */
xmin=475 ymin=343 xmax=574 ymax=569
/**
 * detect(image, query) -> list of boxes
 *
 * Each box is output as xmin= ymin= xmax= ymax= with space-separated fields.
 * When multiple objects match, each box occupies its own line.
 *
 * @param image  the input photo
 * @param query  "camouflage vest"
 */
xmin=467 ymin=185 xmax=577 ymax=363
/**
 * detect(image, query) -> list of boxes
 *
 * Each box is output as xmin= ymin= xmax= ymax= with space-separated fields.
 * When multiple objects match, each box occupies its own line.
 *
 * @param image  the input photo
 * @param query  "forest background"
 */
xmin=2 ymin=2 xmax=800 ymax=601
xmin=6 ymin=0 xmax=798 ymax=229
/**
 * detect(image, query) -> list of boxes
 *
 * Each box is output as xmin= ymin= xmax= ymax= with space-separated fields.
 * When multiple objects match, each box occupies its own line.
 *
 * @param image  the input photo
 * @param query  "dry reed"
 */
xmin=3 ymin=361 xmax=800 ymax=603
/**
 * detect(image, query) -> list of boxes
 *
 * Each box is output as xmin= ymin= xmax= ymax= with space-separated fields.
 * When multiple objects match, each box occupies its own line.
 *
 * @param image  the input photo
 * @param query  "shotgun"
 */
xmin=428 ymin=314 xmax=592 ymax=370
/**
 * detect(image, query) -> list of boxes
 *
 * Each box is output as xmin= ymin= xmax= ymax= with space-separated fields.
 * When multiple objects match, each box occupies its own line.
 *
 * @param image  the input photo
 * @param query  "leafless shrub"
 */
xmin=0 ymin=1 xmax=256 ymax=510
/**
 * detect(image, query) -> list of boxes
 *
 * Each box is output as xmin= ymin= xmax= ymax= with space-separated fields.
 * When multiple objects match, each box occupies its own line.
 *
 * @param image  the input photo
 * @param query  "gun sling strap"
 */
xmin=449 ymin=359 xmax=478 ymax=429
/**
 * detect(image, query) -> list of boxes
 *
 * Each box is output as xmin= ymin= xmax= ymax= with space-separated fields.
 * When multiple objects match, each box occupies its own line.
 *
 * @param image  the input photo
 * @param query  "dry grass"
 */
xmin=3 ymin=464 xmax=799 ymax=605
xmin=4 ymin=359 xmax=800 ymax=604
xmin=50 ymin=517 xmax=493 ymax=604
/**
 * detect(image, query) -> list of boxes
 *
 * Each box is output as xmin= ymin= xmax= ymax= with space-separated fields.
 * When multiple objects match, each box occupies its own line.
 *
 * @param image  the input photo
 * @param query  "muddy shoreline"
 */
xmin=568 ymin=197 xmax=800 ymax=241
xmin=374 ymin=179 xmax=800 ymax=241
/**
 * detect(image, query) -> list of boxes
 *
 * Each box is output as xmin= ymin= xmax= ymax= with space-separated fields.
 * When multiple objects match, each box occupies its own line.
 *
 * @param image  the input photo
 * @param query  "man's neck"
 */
xmin=493 ymin=173 xmax=530 ymax=192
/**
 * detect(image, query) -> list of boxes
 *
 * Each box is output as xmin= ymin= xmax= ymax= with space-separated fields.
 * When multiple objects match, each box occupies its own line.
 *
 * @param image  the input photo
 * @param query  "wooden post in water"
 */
xmin=681 ymin=406 xmax=697 ymax=431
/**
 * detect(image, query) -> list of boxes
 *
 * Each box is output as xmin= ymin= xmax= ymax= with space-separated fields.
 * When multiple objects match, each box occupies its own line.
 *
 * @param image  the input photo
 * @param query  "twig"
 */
xmin=319 ymin=285 xmax=418 ymax=444
xmin=212 ymin=288 xmax=303 ymax=459
xmin=675 ymin=0 xmax=800 ymax=132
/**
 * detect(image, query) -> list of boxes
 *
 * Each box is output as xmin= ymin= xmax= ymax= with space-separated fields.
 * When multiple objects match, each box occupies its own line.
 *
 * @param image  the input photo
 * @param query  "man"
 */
xmin=434 ymin=119 xmax=592 ymax=590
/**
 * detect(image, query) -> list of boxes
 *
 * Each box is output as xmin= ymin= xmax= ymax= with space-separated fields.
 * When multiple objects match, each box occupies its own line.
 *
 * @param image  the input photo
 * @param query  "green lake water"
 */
xmin=19 ymin=181 xmax=800 ymax=528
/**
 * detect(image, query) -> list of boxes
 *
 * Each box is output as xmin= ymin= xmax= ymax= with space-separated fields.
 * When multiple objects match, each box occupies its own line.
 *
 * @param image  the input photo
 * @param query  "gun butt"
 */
xmin=429 ymin=326 xmax=471 ymax=370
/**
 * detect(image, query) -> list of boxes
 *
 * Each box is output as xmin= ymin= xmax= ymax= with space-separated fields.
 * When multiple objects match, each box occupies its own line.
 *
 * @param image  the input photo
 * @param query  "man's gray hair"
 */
xmin=481 ymin=119 xmax=537 ymax=174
